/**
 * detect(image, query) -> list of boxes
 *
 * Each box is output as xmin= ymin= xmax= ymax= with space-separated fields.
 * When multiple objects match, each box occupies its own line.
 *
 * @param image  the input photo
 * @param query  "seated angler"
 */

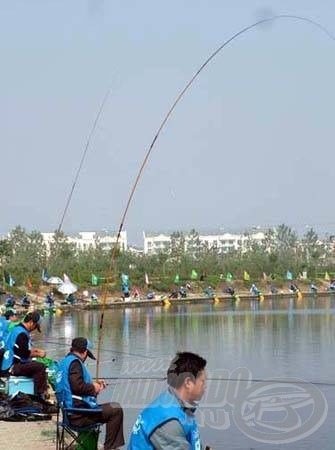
xmin=4 ymin=309 xmax=20 ymax=331
xmin=56 ymin=337 xmax=125 ymax=450
xmin=250 ymin=284 xmax=260 ymax=296
xmin=45 ymin=292 xmax=55 ymax=307
xmin=20 ymin=294 xmax=31 ymax=309
xmin=1 ymin=311 xmax=48 ymax=399
xmin=5 ymin=294 xmax=15 ymax=309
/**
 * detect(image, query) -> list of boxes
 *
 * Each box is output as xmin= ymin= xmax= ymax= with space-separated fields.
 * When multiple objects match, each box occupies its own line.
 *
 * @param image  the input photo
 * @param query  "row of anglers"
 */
xmin=134 ymin=281 xmax=335 ymax=302
xmin=0 ymin=311 xmax=211 ymax=449
xmin=1 ymin=292 xmax=82 ymax=310
xmin=3 ymin=279 xmax=335 ymax=312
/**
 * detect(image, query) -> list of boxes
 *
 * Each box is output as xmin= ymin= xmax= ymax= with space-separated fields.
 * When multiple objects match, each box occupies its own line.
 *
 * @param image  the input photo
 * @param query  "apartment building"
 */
xmin=143 ymin=230 xmax=265 ymax=255
xmin=41 ymin=230 xmax=127 ymax=254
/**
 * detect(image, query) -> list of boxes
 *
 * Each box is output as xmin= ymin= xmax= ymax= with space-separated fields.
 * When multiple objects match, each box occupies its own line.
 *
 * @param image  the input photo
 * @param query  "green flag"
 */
xmin=191 ymin=269 xmax=198 ymax=280
xmin=174 ymin=274 xmax=180 ymax=284
xmin=91 ymin=274 xmax=99 ymax=286
xmin=226 ymin=272 xmax=233 ymax=282
xmin=325 ymin=271 xmax=330 ymax=281
xmin=243 ymin=271 xmax=250 ymax=281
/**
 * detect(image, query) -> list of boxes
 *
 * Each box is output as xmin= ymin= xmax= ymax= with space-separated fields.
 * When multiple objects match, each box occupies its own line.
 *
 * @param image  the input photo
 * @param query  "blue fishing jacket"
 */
xmin=128 ymin=390 xmax=201 ymax=450
xmin=56 ymin=353 xmax=98 ymax=409
xmin=1 ymin=324 xmax=31 ymax=371
xmin=0 ymin=317 xmax=9 ymax=349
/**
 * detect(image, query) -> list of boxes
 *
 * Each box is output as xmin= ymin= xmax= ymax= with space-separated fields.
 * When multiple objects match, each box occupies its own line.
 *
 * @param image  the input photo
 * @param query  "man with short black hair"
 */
xmin=129 ymin=351 xmax=207 ymax=450
xmin=1 ymin=311 xmax=47 ymax=396
xmin=56 ymin=337 xmax=125 ymax=450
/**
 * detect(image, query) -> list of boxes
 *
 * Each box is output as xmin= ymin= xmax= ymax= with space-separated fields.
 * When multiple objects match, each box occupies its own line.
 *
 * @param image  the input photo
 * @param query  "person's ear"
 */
xmin=184 ymin=376 xmax=193 ymax=390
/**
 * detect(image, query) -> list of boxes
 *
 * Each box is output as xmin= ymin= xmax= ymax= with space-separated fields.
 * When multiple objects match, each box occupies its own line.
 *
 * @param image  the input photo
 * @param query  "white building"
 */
xmin=143 ymin=232 xmax=171 ymax=254
xmin=41 ymin=231 xmax=127 ymax=254
xmin=143 ymin=230 xmax=265 ymax=255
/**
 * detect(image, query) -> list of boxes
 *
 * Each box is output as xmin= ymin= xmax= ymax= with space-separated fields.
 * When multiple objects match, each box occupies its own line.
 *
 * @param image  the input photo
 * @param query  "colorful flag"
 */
xmin=286 ymin=271 xmax=293 ymax=281
xmin=63 ymin=273 xmax=71 ymax=283
xmin=325 ymin=271 xmax=330 ymax=281
xmin=91 ymin=274 xmax=99 ymax=286
xmin=4 ymin=271 xmax=15 ymax=287
xmin=145 ymin=273 xmax=149 ymax=285
xmin=41 ymin=268 xmax=49 ymax=282
xmin=226 ymin=272 xmax=233 ymax=282
xmin=243 ymin=271 xmax=250 ymax=281
xmin=174 ymin=274 xmax=180 ymax=284
xmin=191 ymin=270 xmax=198 ymax=280
xmin=121 ymin=273 xmax=129 ymax=285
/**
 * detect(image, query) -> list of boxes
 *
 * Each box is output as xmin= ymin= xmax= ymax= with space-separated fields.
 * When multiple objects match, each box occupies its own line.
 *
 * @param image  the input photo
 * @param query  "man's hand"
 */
xmin=31 ymin=348 xmax=46 ymax=358
xmin=97 ymin=379 xmax=107 ymax=389
xmin=93 ymin=382 xmax=104 ymax=394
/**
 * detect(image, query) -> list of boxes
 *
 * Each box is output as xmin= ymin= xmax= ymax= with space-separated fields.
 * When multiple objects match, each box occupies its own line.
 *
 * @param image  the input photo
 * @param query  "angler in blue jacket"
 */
xmin=1 ymin=311 xmax=47 ymax=396
xmin=128 ymin=351 xmax=208 ymax=450
xmin=56 ymin=337 xmax=124 ymax=450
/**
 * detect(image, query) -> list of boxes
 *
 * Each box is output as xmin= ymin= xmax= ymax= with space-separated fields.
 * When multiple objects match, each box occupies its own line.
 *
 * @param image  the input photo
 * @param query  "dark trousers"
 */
xmin=12 ymin=361 xmax=47 ymax=395
xmin=70 ymin=402 xmax=124 ymax=449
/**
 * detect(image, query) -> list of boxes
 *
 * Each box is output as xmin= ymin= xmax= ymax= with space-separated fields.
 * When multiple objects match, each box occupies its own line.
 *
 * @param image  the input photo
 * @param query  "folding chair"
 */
xmin=56 ymin=402 xmax=103 ymax=450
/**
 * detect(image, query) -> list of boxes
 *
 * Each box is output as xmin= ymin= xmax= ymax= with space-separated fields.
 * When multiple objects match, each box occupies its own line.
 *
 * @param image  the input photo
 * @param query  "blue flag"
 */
xmin=286 ymin=270 xmax=293 ymax=281
xmin=4 ymin=271 xmax=15 ymax=287
xmin=42 ymin=268 xmax=49 ymax=282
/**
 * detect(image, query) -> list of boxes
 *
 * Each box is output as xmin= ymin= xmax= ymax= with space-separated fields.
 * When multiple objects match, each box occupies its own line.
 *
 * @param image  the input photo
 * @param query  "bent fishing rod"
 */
xmin=55 ymin=14 xmax=335 ymax=378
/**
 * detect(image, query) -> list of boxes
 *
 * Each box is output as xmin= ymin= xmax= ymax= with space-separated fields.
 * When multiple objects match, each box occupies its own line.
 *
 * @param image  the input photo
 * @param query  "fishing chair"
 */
xmin=56 ymin=402 xmax=103 ymax=450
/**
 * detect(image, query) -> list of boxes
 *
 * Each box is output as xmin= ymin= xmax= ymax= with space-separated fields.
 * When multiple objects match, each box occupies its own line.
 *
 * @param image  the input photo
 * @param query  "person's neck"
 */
xmin=22 ymin=322 xmax=30 ymax=331
xmin=72 ymin=351 xmax=84 ymax=361
xmin=172 ymin=386 xmax=191 ymax=405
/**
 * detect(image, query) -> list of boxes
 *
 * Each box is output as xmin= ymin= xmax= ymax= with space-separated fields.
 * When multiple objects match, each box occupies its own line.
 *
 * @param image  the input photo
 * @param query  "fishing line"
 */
xmin=40 ymin=337 xmax=154 ymax=359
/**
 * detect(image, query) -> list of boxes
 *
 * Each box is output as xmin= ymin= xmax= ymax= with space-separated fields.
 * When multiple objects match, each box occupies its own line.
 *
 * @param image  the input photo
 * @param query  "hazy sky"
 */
xmin=1 ymin=1 xmax=335 ymax=244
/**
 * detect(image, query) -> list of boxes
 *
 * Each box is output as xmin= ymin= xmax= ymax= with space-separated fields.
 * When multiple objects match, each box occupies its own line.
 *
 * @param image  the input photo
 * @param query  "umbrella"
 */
xmin=47 ymin=276 xmax=63 ymax=285
xmin=57 ymin=282 xmax=78 ymax=295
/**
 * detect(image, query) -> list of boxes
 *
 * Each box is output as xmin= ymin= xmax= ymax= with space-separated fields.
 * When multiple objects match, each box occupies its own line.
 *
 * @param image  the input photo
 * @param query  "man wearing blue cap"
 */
xmin=56 ymin=337 xmax=124 ymax=450
xmin=1 ymin=311 xmax=47 ymax=396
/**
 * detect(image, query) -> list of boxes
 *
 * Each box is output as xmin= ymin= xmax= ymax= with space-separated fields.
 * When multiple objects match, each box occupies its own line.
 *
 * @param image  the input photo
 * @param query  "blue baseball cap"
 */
xmin=24 ymin=311 xmax=42 ymax=332
xmin=71 ymin=337 xmax=96 ymax=360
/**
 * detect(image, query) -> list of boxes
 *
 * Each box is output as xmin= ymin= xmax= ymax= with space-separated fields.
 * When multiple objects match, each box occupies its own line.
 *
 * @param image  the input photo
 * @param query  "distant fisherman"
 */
xmin=226 ymin=286 xmax=239 ymax=302
xmin=310 ymin=283 xmax=318 ymax=293
xmin=250 ymin=283 xmax=260 ymax=296
xmin=250 ymin=284 xmax=264 ymax=301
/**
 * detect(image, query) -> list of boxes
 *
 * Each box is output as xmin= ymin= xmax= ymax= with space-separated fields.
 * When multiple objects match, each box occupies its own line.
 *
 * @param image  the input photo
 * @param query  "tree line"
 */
xmin=0 ymin=225 xmax=334 ymax=293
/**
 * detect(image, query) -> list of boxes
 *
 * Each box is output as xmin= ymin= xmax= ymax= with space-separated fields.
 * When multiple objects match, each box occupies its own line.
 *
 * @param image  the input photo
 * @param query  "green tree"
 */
xmin=186 ymin=229 xmax=202 ymax=258
xmin=170 ymin=232 xmax=185 ymax=259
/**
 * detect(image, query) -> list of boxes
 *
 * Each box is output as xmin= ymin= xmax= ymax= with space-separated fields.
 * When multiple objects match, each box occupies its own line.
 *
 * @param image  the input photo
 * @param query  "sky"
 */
xmin=1 ymin=0 xmax=335 ymax=245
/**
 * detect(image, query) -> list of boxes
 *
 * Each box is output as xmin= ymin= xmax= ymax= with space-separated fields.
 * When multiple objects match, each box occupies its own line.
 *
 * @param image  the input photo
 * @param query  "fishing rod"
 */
xmin=54 ymin=14 xmax=335 ymax=378
xmin=30 ymin=86 xmax=115 ymax=308
xmin=57 ymin=85 xmax=114 ymax=233
xmin=94 ymin=376 xmax=335 ymax=387
xmin=92 ymin=14 xmax=335 ymax=378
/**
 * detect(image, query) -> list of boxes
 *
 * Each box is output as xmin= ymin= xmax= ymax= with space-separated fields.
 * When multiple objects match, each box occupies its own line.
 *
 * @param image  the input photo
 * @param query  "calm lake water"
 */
xmin=35 ymin=296 xmax=335 ymax=449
